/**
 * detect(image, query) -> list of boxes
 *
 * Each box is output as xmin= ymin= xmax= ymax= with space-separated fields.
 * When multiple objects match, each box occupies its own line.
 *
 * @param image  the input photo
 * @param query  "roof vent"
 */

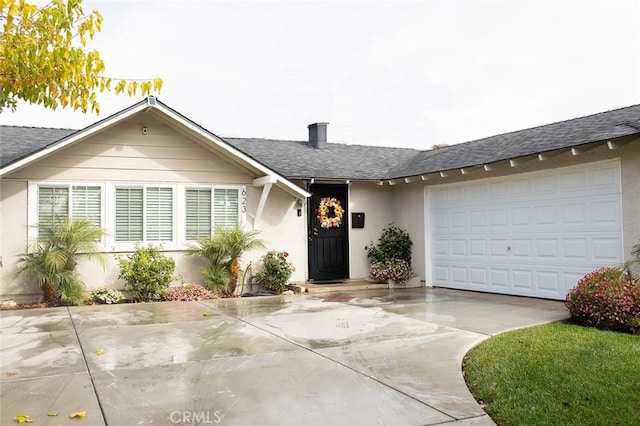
xmin=308 ymin=122 xmax=329 ymax=150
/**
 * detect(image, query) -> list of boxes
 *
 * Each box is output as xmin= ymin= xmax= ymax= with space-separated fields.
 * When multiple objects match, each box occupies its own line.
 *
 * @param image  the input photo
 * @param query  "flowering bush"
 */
xmin=90 ymin=288 xmax=124 ymax=304
xmin=162 ymin=283 xmax=218 ymax=301
xmin=255 ymin=251 xmax=295 ymax=294
xmin=565 ymin=267 xmax=640 ymax=334
xmin=118 ymin=244 xmax=176 ymax=301
xmin=369 ymin=258 xmax=413 ymax=284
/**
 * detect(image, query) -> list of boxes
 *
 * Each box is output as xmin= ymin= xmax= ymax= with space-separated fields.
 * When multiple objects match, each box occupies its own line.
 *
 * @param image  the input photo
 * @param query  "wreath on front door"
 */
xmin=317 ymin=197 xmax=344 ymax=228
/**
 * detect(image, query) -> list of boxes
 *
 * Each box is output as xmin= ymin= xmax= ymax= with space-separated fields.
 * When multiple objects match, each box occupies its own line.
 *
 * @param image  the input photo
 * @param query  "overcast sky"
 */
xmin=2 ymin=0 xmax=639 ymax=149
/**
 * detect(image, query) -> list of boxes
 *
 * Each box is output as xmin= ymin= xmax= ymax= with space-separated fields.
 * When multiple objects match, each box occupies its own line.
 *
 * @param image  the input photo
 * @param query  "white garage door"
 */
xmin=429 ymin=160 xmax=623 ymax=300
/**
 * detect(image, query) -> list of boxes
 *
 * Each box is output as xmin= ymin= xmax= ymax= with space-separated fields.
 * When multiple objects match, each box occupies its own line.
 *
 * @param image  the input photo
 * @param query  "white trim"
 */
xmin=28 ymin=181 xmax=107 ymax=247
xmin=423 ymin=186 xmax=433 ymax=285
xmin=1 ymin=98 xmax=310 ymax=200
xmin=28 ymin=180 xmax=245 ymax=252
xmin=2 ymin=103 xmax=148 ymax=177
xmin=253 ymin=183 xmax=273 ymax=230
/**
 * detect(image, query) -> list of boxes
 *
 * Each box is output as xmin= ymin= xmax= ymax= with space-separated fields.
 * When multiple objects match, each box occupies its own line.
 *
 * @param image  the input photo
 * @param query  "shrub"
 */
xmin=565 ymin=267 xmax=640 ymax=334
xmin=16 ymin=217 xmax=106 ymax=306
xmin=255 ymin=251 xmax=295 ymax=294
xmin=91 ymin=288 xmax=124 ymax=304
xmin=188 ymin=226 xmax=264 ymax=296
xmin=162 ymin=284 xmax=217 ymax=301
xmin=366 ymin=223 xmax=413 ymax=266
xmin=369 ymin=258 xmax=413 ymax=284
xmin=118 ymin=244 xmax=176 ymax=301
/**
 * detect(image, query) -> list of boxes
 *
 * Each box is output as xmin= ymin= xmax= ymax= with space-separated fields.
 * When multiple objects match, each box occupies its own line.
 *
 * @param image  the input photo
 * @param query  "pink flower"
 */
xmin=283 ymin=252 xmax=289 ymax=257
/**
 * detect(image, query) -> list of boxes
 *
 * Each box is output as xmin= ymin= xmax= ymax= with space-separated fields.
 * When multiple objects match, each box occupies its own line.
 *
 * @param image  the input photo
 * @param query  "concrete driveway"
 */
xmin=1 ymin=288 xmax=567 ymax=425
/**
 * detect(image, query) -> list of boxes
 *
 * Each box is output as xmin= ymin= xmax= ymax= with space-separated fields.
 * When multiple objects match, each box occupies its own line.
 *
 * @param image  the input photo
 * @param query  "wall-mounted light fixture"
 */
xmin=295 ymin=199 xmax=304 ymax=217
xmin=142 ymin=126 xmax=148 ymax=135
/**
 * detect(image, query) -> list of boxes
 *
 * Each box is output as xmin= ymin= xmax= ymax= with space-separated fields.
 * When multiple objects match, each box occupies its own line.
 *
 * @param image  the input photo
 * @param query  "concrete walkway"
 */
xmin=1 ymin=288 xmax=568 ymax=425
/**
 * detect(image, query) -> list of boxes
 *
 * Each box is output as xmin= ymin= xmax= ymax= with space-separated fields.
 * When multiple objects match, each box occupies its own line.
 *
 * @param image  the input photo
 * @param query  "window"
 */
xmin=214 ymin=188 xmax=239 ymax=229
xmin=186 ymin=189 xmax=212 ymax=240
xmin=115 ymin=188 xmax=143 ymax=242
xmin=185 ymin=188 xmax=240 ymax=240
xmin=37 ymin=185 xmax=102 ymax=237
xmin=31 ymin=182 xmax=244 ymax=248
xmin=115 ymin=186 xmax=173 ymax=242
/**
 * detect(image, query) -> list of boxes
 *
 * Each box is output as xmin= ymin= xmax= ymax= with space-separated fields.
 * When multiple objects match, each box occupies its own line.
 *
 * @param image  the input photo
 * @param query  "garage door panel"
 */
xmin=469 ymin=211 xmax=486 ymax=227
xmin=451 ymin=240 xmax=466 ymax=256
xmin=429 ymin=161 xmax=622 ymax=300
xmin=535 ymin=205 xmax=556 ymax=225
xmin=562 ymin=238 xmax=588 ymax=260
xmin=536 ymin=239 xmax=559 ymax=259
xmin=560 ymin=170 xmax=587 ymax=191
xmin=451 ymin=211 xmax=466 ymax=228
xmin=489 ymin=209 xmax=508 ymax=227
xmin=590 ymin=164 xmax=619 ymax=188
xmin=511 ymin=239 xmax=532 ymax=257
xmin=490 ymin=239 xmax=509 ymax=256
xmin=535 ymin=175 xmax=556 ymax=193
xmin=537 ymin=271 xmax=560 ymax=292
xmin=561 ymin=203 xmax=587 ymax=225
xmin=470 ymin=268 xmax=488 ymax=285
xmin=513 ymin=270 xmax=533 ymax=290
xmin=490 ymin=269 xmax=509 ymax=288
xmin=434 ymin=266 xmax=449 ymax=282
xmin=434 ymin=240 xmax=449 ymax=255
xmin=591 ymin=200 xmax=619 ymax=224
xmin=470 ymin=239 xmax=487 ymax=256
xmin=452 ymin=267 xmax=467 ymax=284
xmin=592 ymin=238 xmax=622 ymax=261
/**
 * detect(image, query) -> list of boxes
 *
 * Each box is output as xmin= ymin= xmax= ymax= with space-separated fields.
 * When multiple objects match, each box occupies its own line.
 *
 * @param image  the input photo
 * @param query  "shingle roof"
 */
xmin=224 ymin=138 xmax=420 ymax=180
xmin=0 ymin=125 xmax=75 ymax=167
xmin=2 ymin=103 xmax=640 ymax=180
xmin=390 ymin=104 xmax=640 ymax=179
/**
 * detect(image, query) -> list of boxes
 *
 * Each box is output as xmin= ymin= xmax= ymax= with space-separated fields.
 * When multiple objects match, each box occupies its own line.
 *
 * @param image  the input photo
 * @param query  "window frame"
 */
xmin=28 ymin=181 xmax=107 ymax=246
xmin=28 ymin=181 xmax=247 ymax=252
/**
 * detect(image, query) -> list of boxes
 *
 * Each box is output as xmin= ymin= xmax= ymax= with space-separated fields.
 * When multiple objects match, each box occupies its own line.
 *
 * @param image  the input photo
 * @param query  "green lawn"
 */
xmin=463 ymin=322 xmax=640 ymax=425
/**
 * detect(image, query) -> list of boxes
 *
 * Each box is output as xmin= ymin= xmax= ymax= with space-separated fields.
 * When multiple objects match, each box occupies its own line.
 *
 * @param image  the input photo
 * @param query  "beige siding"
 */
xmin=9 ymin=114 xmax=252 ymax=184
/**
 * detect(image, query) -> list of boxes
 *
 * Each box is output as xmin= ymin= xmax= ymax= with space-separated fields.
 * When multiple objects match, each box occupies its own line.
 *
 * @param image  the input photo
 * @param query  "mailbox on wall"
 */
xmin=351 ymin=212 xmax=365 ymax=229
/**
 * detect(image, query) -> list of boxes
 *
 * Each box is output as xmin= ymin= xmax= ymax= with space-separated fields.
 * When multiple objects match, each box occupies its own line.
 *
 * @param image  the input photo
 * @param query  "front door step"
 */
xmin=293 ymin=280 xmax=389 ymax=294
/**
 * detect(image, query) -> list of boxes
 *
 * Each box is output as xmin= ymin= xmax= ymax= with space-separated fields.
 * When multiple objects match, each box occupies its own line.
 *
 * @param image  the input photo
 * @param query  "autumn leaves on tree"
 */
xmin=0 ymin=0 xmax=162 ymax=113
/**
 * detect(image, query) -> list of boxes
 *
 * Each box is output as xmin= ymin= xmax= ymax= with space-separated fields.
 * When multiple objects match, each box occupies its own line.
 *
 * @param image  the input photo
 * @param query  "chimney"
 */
xmin=308 ymin=122 xmax=329 ymax=150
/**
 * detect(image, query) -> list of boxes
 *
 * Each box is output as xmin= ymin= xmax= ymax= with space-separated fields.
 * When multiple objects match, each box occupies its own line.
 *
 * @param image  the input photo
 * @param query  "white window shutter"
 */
xmin=115 ymin=188 xmax=143 ymax=242
xmin=186 ymin=189 xmax=212 ymax=240
xmin=71 ymin=185 xmax=102 ymax=226
xmin=213 ymin=188 xmax=239 ymax=229
xmin=38 ymin=187 xmax=69 ymax=237
xmin=146 ymin=187 xmax=173 ymax=241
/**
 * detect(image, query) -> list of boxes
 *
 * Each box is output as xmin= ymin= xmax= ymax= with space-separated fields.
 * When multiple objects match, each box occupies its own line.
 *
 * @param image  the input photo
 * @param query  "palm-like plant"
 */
xmin=189 ymin=225 xmax=264 ymax=296
xmin=16 ymin=217 xmax=106 ymax=305
xmin=188 ymin=237 xmax=231 ymax=293
xmin=214 ymin=225 xmax=265 ymax=295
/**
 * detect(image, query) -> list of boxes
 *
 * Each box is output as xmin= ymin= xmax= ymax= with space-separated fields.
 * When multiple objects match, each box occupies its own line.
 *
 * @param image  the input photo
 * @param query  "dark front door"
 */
xmin=308 ymin=184 xmax=349 ymax=281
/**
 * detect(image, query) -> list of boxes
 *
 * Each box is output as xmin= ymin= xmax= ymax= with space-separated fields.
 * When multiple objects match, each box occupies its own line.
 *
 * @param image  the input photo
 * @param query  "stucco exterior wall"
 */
xmin=0 ymin=113 xmax=306 ymax=302
xmin=390 ymin=184 xmax=426 ymax=282
xmin=347 ymin=183 xmax=394 ymax=279
xmin=619 ymin=140 xmax=640 ymax=261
